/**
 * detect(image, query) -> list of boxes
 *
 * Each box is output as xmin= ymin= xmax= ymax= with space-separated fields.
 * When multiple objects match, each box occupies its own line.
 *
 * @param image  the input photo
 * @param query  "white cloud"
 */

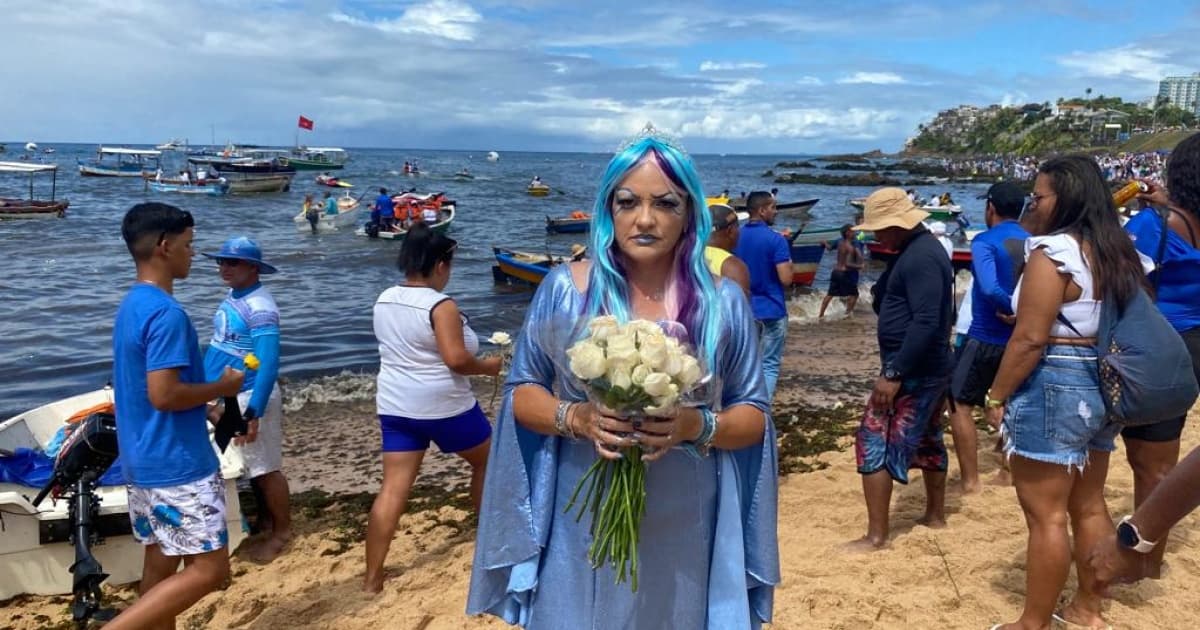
xmin=1056 ymin=45 xmax=1189 ymax=83
xmin=329 ymin=0 xmax=482 ymax=42
xmin=699 ymin=60 xmax=767 ymax=72
xmin=796 ymin=76 xmax=824 ymax=86
xmin=836 ymin=72 xmax=907 ymax=85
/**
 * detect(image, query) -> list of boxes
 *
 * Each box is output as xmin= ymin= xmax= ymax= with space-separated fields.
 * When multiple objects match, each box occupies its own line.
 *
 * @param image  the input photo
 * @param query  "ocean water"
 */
xmin=0 ymin=143 xmax=991 ymax=417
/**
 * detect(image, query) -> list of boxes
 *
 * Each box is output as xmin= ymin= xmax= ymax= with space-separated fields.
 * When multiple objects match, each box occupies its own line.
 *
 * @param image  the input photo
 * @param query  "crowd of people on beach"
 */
xmin=940 ymin=150 xmax=1170 ymax=184
xmin=100 ymin=129 xmax=1200 ymax=629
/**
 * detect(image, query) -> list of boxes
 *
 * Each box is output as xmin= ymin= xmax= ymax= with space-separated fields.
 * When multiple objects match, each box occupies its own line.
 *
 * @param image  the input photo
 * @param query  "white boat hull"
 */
xmin=0 ymin=389 xmax=248 ymax=599
xmin=293 ymin=199 xmax=361 ymax=233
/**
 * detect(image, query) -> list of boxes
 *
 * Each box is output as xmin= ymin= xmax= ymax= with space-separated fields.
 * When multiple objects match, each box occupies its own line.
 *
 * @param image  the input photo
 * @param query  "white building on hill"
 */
xmin=1158 ymin=73 xmax=1200 ymax=115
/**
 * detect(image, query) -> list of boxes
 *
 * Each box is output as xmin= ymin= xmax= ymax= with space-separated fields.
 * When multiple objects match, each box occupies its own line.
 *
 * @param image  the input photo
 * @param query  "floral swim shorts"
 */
xmin=855 ymin=376 xmax=949 ymax=484
xmin=127 ymin=472 xmax=228 ymax=556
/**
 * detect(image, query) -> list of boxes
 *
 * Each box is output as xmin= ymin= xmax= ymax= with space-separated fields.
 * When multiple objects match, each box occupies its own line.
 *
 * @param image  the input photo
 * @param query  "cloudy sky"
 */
xmin=3 ymin=0 xmax=1199 ymax=154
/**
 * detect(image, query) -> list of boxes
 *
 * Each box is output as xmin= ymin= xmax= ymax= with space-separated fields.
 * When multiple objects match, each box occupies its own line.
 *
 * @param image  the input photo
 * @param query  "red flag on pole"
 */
xmin=298 ymin=116 xmax=314 ymax=130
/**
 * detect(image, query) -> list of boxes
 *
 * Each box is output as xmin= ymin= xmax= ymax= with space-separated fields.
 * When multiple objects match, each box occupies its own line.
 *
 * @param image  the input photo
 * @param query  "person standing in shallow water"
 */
xmin=818 ymin=223 xmax=863 ymax=319
xmin=850 ymin=187 xmax=953 ymax=551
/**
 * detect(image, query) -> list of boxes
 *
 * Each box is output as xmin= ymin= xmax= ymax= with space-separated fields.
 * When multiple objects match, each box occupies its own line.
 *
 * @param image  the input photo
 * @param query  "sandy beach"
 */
xmin=6 ymin=305 xmax=1200 ymax=630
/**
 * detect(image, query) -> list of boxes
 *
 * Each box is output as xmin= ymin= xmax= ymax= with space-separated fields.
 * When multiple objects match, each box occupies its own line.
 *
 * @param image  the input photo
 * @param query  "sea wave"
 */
xmin=281 ymin=370 xmax=377 ymax=413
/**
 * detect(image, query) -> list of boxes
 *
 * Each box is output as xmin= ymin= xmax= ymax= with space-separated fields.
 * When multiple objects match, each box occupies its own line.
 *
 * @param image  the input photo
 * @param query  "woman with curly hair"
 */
xmin=986 ymin=155 xmax=1152 ymax=630
xmin=1117 ymin=132 xmax=1200 ymax=579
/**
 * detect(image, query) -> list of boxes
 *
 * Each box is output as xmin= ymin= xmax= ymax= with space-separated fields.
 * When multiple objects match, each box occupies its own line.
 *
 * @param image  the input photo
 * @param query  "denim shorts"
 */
xmin=1001 ymin=344 xmax=1119 ymax=470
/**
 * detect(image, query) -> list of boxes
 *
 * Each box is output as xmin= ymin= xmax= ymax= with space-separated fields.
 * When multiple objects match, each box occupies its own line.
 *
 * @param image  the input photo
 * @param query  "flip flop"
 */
xmin=1051 ymin=612 xmax=1113 ymax=630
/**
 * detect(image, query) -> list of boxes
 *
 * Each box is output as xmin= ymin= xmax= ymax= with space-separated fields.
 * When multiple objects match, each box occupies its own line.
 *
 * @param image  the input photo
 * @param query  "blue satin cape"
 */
xmin=467 ymin=265 xmax=779 ymax=629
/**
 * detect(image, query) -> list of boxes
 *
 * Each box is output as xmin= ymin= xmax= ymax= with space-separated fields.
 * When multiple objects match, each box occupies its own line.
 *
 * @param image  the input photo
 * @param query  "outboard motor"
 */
xmin=32 ymin=412 xmax=119 ymax=628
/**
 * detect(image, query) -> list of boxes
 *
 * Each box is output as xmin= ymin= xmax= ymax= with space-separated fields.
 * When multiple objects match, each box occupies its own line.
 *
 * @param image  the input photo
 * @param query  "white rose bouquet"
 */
xmin=561 ymin=316 xmax=706 ymax=591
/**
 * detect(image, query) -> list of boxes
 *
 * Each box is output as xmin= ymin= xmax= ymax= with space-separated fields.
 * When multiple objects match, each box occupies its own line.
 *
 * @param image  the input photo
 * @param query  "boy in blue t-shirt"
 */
xmin=107 ymin=203 xmax=243 ymax=630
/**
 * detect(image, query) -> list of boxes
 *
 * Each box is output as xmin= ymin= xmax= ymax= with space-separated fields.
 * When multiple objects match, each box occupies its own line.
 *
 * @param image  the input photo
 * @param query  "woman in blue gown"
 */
xmin=467 ymin=127 xmax=780 ymax=629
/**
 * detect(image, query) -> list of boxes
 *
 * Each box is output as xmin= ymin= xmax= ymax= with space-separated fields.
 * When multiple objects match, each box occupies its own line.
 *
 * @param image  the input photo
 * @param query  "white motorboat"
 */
xmin=0 ymin=388 xmax=249 ymax=599
xmin=293 ymin=194 xmax=362 ymax=233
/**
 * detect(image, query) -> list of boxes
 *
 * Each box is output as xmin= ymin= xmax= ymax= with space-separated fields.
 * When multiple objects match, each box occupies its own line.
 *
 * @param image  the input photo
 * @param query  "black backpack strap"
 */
xmin=1154 ymin=207 xmax=1171 ymax=295
xmin=1056 ymin=312 xmax=1084 ymax=338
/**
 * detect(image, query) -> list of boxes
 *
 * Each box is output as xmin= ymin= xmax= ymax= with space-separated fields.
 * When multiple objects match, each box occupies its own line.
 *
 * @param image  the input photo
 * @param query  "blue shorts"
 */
xmin=1001 ymin=344 xmax=1120 ymax=471
xmin=379 ymin=403 xmax=492 ymax=453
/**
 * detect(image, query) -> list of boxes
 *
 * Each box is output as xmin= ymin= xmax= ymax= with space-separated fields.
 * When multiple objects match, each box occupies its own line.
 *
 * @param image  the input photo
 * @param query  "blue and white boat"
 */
xmin=78 ymin=147 xmax=161 ymax=177
xmin=148 ymin=179 xmax=229 ymax=196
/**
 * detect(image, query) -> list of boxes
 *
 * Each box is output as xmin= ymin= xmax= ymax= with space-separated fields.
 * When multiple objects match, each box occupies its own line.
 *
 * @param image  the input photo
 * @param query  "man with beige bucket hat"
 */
xmin=849 ymin=187 xmax=955 ymax=550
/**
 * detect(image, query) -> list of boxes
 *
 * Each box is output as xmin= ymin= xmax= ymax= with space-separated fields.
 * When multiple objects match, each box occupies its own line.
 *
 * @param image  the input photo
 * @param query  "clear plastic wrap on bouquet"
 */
xmin=549 ymin=315 xmax=713 ymax=591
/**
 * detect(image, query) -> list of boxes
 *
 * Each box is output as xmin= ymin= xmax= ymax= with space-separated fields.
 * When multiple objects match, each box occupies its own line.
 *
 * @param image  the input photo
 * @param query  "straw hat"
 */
xmin=852 ymin=187 xmax=929 ymax=232
xmin=570 ymin=243 xmax=587 ymax=258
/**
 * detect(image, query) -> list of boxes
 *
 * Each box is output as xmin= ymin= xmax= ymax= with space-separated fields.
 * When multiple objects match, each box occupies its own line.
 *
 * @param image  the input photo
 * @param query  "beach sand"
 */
xmin=6 ymin=308 xmax=1200 ymax=629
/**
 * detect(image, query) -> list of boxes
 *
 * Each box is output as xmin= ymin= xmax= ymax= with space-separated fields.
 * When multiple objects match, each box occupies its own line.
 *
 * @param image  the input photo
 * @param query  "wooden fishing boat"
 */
xmin=0 ymin=388 xmax=248 ymax=598
xmin=785 ymin=227 xmax=841 ymax=287
xmin=293 ymin=195 xmax=362 ymax=233
xmin=492 ymin=247 xmax=569 ymax=286
xmin=545 ymin=214 xmax=590 ymax=234
xmin=356 ymin=204 xmax=456 ymax=240
xmin=866 ymin=241 xmax=973 ymax=272
xmin=286 ymin=147 xmax=347 ymax=170
xmin=848 ymin=197 xmax=963 ymax=222
xmin=0 ymin=162 xmax=68 ymax=219
xmin=78 ymin=147 xmax=161 ymax=177
xmin=148 ymin=180 xmax=229 ymax=196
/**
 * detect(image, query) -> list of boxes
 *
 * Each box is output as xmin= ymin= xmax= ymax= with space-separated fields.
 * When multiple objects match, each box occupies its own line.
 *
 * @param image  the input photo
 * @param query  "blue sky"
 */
xmin=2 ymin=0 xmax=1198 ymax=153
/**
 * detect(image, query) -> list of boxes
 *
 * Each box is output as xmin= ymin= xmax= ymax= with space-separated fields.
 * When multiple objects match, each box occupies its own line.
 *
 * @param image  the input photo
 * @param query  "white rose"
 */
xmin=641 ymin=372 xmax=673 ymax=397
xmin=608 ymin=364 xmax=633 ymax=390
xmin=588 ymin=315 xmax=620 ymax=342
xmin=605 ymin=332 xmax=639 ymax=366
xmin=631 ymin=364 xmax=651 ymax=386
xmin=629 ymin=320 xmax=664 ymax=342
xmin=567 ymin=341 xmax=607 ymax=380
xmin=677 ymin=355 xmax=703 ymax=388
xmin=637 ymin=334 xmax=668 ymax=370
xmin=645 ymin=385 xmax=680 ymax=416
xmin=661 ymin=346 xmax=683 ymax=376
xmin=488 ymin=331 xmax=512 ymax=346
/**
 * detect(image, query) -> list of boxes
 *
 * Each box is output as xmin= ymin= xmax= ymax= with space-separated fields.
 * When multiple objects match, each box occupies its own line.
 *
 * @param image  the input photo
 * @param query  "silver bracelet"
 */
xmin=554 ymin=401 xmax=573 ymax=438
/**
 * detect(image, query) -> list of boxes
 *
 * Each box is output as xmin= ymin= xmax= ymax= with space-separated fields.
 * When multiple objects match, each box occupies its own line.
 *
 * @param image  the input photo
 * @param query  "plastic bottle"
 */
xmin=1112 ymin=181 xmax=1148 ymax=206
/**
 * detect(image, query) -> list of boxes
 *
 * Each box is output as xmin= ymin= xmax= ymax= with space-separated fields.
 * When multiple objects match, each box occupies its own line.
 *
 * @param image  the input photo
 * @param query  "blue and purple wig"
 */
xmin=584 ymin=135 xmax=722 ymax=369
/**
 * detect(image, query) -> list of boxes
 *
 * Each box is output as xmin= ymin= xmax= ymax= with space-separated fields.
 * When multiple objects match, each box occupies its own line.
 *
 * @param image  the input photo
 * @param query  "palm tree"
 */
xmin=1085 ymin=87 xmax=1093 ymax=108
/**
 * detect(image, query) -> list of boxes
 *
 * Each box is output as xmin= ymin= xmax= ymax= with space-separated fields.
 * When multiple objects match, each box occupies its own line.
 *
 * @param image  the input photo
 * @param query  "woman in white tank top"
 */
xmin=363 ymin=224 xmax=501 ymax=593
xmin=984 ymin=156 xmax=1152 ymax=630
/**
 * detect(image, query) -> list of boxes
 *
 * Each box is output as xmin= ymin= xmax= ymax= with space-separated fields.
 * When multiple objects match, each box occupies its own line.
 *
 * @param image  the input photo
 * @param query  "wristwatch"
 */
xmin=881 ymin=366 xmax=901 ymax=381
xmin=1116 ymin=515 xmax=1158 ymax=553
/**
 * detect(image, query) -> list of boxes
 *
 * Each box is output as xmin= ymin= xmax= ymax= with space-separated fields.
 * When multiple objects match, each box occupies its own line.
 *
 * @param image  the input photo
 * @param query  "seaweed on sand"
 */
xmin=772 ymin=401 xmax=860 ymax=474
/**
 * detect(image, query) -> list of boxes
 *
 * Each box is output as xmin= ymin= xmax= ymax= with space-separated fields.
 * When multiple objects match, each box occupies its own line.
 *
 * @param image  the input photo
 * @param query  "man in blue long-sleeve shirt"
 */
xmin=948 ymin=182 xmax=1028 ymax=493
xmin=850 ymin=188 xmax=953 ymax=550
xmin=202 ymin=236 xmax=291 ymax=562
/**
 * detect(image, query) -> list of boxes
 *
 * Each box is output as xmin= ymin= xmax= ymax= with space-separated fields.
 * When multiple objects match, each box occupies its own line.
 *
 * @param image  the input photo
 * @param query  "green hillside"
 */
xmin=1117 ymin=130 xmax=1194 ymax=153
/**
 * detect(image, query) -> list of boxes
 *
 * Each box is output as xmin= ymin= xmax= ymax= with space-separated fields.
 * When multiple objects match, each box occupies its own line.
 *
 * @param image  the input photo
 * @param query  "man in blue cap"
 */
xmin=201 ymin=236 xmax=291 ymax=562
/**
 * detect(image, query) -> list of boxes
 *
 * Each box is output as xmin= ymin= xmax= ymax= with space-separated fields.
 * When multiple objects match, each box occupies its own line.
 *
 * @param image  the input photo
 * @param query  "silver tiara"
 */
xmin=615 ymin=121 xmax=688 ymax=156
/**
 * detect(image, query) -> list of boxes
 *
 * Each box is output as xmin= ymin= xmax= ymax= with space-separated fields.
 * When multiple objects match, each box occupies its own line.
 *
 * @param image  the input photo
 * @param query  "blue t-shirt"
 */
xmin=968 ymin=220 xmax=1029 ymax=345
xmin=733 ymin=221 xmax=791 ymax=320
xmin=112 ymin=284 xmax=218 ymax=488
xmin=374 ymin=193 xmax=392 ymax=219
xmin=1127 ymin=209 xmax=1200 ymax=332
